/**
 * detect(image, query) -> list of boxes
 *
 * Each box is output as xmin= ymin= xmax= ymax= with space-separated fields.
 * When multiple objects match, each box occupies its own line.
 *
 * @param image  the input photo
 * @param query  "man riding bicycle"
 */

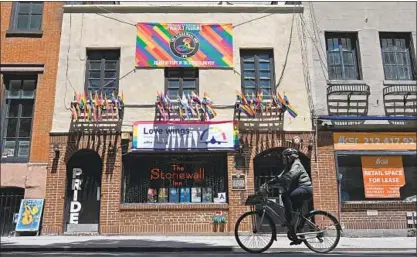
xmin=262 ymin=148 xmax=313 ymax=245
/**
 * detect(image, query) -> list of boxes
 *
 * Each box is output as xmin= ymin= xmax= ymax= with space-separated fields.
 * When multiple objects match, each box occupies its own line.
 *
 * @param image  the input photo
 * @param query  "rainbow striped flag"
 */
xmin=202 ymin=92 xmax=213 ymax=106
xmin=239 ymin=104 xmax=255 ymax=118
xmin=236 ymin=91 xmax=248 ymax=105
xmin=204 ymin=104 xmax=217 ymax=120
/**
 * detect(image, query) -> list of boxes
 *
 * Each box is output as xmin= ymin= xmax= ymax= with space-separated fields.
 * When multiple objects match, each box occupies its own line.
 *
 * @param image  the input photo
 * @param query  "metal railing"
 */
xmin=0 ymin=191 xmax=24 ymax=236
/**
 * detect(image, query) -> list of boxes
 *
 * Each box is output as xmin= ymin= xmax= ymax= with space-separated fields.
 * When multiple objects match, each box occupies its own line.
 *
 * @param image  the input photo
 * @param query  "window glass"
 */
xmin=165 ymin=68 xmax=198 ymax=98
xmin=338 ymin=155 xmax=417 ymax=202
xmin=86 ymin=50 xmax=120 ymax=95
xmin=122 ymin=153 xmax=228 ymax=204
xmin=12 ymin=2 xmax=43 ymax=31
xmin=2 ymin=77 xmax=36 ymax=161
xmin=240 ymin=50 xmax=274 ymax=97
xmin=380 ymin=33 xmax=415 ymax=80
xmin=325 ymin=33 xmax=361 ymax=80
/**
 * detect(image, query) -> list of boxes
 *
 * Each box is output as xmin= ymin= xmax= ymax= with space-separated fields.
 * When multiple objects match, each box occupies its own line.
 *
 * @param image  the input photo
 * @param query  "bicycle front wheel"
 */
xmin=299 ymin=210 xmax=341 ymax=253
xmin=234 ymin=210 xmax=276 ymax=253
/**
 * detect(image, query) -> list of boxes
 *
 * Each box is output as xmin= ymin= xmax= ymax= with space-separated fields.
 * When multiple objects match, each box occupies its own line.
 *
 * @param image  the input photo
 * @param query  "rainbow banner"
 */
xmin=136 ymin=23 xmax=233 ymax=68
xmin=132 ymin=121 xmax=238 ymax=150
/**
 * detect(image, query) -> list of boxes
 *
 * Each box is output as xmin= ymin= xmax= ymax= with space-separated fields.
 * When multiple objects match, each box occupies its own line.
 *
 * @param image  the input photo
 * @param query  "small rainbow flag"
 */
xmin=202 ymin=92 xmax=213 ymax=106
xmin=236 ymin=91 xmax=248 ymax=105
xmin=239 ymin=104 xmax=255 ymax=118
xmin=204 ymin=104 xmax=217 ymax=120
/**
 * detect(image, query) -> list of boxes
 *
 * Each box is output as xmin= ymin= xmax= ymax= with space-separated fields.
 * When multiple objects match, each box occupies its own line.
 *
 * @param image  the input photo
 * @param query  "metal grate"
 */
xmin=0 ymin=188 xmax=24 ymax=236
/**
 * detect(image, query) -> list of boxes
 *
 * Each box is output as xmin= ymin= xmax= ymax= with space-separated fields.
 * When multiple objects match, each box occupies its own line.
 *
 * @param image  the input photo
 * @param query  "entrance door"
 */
xmin=65 ymin=150 xmax=102 ymax=233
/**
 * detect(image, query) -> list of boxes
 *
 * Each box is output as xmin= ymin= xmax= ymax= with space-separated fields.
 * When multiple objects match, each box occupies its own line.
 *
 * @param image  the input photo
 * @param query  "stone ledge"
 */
xmin=120 ymin=203 xmax=229 ymax=211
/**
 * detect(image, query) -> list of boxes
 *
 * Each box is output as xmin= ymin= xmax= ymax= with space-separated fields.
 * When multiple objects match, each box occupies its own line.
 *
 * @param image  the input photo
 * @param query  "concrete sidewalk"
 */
xmin=1 ymin=236 xmax=416 ymax=252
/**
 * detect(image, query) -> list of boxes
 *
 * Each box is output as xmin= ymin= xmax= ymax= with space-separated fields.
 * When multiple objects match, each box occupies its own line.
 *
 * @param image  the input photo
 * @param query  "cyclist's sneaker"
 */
xmin=289 ymin=239 xmax=303 ymax=246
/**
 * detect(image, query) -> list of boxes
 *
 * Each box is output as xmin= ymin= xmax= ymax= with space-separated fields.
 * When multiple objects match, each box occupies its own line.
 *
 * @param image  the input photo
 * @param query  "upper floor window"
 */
xmin=10 ymin=2 xmax=43 ymax=31
xmin=1 ymin=75 xmax=37 ymax=162
xmin=165 ymin=68 xmax=199 ymax=99
xmin=85 ymin=50 xmax=120 ymax=96
xmin=325 ymin=32 xmax=361 ymax=80
xmin=380 ymin=33 xmax=416 ymax=80
xmin=240 ymin=50 xmax=274 ymax=99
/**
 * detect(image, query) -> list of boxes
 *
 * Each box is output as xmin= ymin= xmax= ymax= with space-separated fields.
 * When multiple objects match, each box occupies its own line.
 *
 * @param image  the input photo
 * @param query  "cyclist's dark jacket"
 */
xmin=274 ymin=159 xmax=312 ymax=193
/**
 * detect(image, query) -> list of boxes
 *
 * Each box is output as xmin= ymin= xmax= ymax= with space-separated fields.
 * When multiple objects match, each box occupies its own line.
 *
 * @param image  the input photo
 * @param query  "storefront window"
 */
xmin=122 ymin=153 xmax=228 ymax=204
xmin=338 ymin=154 xmax=417 ymax=202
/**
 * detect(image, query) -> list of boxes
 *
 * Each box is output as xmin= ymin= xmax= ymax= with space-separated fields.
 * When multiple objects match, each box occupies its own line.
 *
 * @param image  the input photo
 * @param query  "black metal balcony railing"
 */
xmin=326 ymin=83 xmax=371 ymax=126
xmin=383 ymin=85 xmax=417 ymax=117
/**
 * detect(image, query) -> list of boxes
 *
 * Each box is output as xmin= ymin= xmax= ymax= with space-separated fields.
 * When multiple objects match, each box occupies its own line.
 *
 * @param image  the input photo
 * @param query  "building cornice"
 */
xmin=63 ymin=4 xmax=303 ymax=14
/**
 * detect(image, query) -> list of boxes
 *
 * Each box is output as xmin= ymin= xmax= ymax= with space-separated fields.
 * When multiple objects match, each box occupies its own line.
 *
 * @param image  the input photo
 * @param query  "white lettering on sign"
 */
xmin=69 ymin=168 xmax=82 ymax=224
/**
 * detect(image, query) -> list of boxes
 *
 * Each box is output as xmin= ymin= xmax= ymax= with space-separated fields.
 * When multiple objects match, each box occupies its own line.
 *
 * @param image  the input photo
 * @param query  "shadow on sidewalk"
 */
xmin=0 ymin=238 xmax=232 ymax=252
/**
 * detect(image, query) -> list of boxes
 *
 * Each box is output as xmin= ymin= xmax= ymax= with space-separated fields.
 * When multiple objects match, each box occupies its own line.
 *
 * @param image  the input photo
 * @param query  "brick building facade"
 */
xmin=0 ymin=1 xmax=64 ymax=236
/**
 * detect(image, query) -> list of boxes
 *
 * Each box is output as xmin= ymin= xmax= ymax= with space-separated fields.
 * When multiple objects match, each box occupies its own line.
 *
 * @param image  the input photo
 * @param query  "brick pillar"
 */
xmin=99 ymin=135 xmax=122 ymax=234
xmin=42 ymin=136 xmax=68 ymax=234
xmin=310 ymin=131 xmax=339 ymax=218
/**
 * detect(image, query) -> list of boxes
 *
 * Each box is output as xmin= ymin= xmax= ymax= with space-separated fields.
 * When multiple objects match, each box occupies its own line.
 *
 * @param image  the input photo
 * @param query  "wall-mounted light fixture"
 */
xmin=53 ymin=144 xmax=60 ymax=158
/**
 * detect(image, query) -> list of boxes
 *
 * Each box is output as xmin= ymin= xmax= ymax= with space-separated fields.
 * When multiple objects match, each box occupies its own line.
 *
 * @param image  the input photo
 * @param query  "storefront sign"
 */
xmin=69 ymin=168 xmax=83 ymax=224
xmin=334 ymin=132 xmax=416 ymax=150
xmin=361 ymin=156 xmax=405 ymax=198
xmin=232 ymin=174 xmax=246 ymax=190
xmin=15 ymin=199 xmax=44 ymax=232
xmin=132 ymin=121 xmax=238 ymax=150
xmin=150 ymin=164 xmax=205 ymax=187
xmin=136 ymin=23 xmax=233 ymax=68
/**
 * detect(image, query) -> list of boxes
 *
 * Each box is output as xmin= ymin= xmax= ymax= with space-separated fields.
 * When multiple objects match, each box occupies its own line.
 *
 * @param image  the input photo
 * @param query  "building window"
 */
xmin=10 ymin=2 xmax=43 ymax=31
xmin=85 ymin=50 xmax=120 ymax=96
xmin=325 ymin=33 xmax=361 ymax=80
xmin=338 ymin=155 xmax=417 ymax=202
xmin=1 ymin=76 xmax=37 ymax=162
xmin=165 ymin=68 xmax=198 ymax=99
xmin=122 ymin=153 xmax=228 ymax=204
xmin=380 ymin=33 xmax=416 ymax=80
xmin=240 ymin=50 xmax=274 ymax=99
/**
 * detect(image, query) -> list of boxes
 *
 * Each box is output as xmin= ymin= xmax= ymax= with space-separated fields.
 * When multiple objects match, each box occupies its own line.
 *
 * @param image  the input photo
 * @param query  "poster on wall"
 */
xmin=132 ymin=121 xmax=238 ymax=150
xmin=361 ymin=156 xmax=406 ymax=198
xmin=15 ymin=199 xmax=44 ymax=233
xmin=136 ymin=23 xmax=233 ymax=68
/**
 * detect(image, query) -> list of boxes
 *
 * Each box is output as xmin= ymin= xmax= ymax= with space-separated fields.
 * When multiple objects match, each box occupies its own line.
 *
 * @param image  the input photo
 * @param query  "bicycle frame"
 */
xmin=253 ymin=199 xmax=326 ymax=238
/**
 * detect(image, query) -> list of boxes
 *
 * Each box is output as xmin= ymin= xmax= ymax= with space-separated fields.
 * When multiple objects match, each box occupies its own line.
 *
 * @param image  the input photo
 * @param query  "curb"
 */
xmin=1 ymin=246 xmax=415 ymax=253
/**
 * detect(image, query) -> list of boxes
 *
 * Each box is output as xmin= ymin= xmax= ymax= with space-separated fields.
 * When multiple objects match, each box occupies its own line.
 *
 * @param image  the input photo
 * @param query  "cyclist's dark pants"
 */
xmin=282 ymin=186 xmax=313 ymax=226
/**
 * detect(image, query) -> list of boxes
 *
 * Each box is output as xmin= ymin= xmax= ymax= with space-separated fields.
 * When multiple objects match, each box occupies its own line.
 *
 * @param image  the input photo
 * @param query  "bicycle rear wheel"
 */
xmin=298 ymin=210 xmax=341 ymax=253
xmin=234 ymin=210 xmax=276 ymax=253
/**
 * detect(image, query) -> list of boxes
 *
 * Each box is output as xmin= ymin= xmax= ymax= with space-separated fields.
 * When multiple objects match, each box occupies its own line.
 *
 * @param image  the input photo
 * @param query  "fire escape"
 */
xmin=326 ymin=83 xmax=371 ymax=126
xmin=383 ymin=84 xmax=417 ymax=125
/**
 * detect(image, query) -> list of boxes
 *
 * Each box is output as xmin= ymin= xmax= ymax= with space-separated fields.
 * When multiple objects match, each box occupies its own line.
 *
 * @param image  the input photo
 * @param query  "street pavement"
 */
xmin=1 ymin=251 xmax=416 ymax=257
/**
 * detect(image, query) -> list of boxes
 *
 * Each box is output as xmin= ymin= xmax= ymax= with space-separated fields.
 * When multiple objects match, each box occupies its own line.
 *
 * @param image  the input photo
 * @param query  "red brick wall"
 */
xmin=0 ymin=2 xmax=64 ymax=163
xmin=311 ymin=132 xmax=339 ymax=218
xmin=43 ymin=131 xmax=318 ymax=234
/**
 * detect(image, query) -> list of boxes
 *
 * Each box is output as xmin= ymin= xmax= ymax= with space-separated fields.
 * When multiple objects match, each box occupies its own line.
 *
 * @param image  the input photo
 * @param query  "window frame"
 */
xmin=325 ymin=32 xmax=362 ymax=81
xmin=1 ymin=74 xmax=37 ymax=163
xmin=9 ymin=2 xmax=44 ymax=32
xmin=335 ymin=151 xmax=417 ymax=204
xmin=239 ymin=49 xmax=275 ymax=99
xmin=379 ymin=32 xmax=417 ymax=81
xmin=164 ymin=68 xmax=199 ymax=99
xmin=84 ymin=49 xmax=121 ymax=96
xmin=121 ymin=153 xmax=229 ymax=205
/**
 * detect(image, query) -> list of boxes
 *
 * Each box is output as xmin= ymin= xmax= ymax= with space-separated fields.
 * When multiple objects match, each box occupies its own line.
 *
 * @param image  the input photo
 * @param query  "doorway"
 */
xmin=64 ymin=150 xmax=102 ymax=233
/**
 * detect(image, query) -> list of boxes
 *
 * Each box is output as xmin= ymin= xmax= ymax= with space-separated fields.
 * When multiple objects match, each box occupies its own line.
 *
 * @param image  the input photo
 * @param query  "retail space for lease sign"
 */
xmin=132 ymin=120 xmax=238 ymax=150
xmin=135 ymin=23 xmax=233 ymax=68
xmin=361 ymin=156 xmax=405 ymax=198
